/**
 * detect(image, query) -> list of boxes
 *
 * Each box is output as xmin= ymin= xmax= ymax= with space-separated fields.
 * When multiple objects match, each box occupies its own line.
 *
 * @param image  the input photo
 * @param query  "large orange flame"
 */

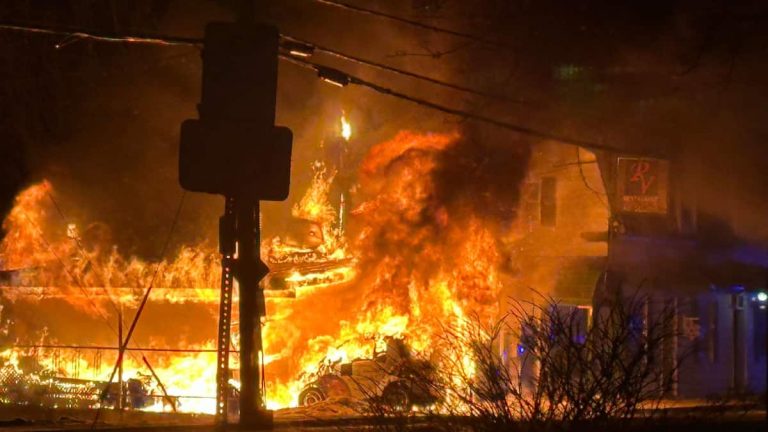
xmin=0 ymin=130 xmax=509 ymax=414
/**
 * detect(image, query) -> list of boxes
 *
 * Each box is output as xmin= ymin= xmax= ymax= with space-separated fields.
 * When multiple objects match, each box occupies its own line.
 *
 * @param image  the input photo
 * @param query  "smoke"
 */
xmin=254 ymin=127 xmax=532 ymax=406
xmin=432 ymin=127 xmax=531 ymax=224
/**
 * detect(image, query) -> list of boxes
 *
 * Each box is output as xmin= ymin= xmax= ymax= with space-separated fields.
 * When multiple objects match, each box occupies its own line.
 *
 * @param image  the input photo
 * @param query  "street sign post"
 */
xmin=179 ymin=21 xmax=291 ymax=429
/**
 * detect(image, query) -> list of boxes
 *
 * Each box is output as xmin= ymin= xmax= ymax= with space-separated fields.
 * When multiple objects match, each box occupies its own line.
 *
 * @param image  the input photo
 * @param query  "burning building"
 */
xmin=1 ymin=2 xmax=767 ymax=423
xmin=0 ymin=106 xmax=594 ymax=411
xmin=1 ymin=108 xmax=765 ymax=418
xmin=0 ymin=116 xmax=528 ymax=414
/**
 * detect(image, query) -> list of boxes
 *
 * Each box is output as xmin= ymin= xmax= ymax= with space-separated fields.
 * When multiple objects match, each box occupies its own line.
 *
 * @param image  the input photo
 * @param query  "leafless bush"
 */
xmin=354 ymin=292 xmax=688 ymax=431
xmin=423 ymin=292 xmax=686 ymax=431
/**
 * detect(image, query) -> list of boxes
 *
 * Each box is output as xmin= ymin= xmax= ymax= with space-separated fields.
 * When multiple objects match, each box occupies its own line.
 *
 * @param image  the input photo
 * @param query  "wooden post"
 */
xmin=117 ymin=308 xmax=124 ymax=410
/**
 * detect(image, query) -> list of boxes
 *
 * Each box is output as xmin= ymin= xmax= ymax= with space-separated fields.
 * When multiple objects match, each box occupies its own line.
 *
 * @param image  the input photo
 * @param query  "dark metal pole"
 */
xmin=215 ymin=196 xmax=236 ymax=424
xmin=117 ymin=308 xmax=124 ymax=410
xmin=237 ymin=199 xmax=270 ymax=427
xmin=234 ymin=6 xmax=265 ymax=424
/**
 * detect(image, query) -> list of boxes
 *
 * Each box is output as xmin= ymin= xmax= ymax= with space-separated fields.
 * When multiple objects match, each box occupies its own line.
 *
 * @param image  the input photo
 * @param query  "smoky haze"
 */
xmin=0 ymin=0 xmax=477 ymax=260
xmin=1 ymin=0 xmax=767 ymax=414
xmin=350 ymin=126 xmax=530 ymax=318
xmin=0 ymin=0 xmax=767 ymax=258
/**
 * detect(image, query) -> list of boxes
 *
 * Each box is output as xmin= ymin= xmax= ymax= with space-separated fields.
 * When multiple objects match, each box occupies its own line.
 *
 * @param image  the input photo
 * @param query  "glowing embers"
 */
xmin=263 ymin=160 xmax=356 ymax=298
xmin=340 ymin=114 xmax=352 ymax=141
xmin=0 ymin=345 xmax=220 ymax=414
xmin=0 ymin=128 xmax=511 ymax=414
xmin=267 ymin=263 xmax=356 ymax=297
xmin=0 ymin=348 xmax=151 ymax=410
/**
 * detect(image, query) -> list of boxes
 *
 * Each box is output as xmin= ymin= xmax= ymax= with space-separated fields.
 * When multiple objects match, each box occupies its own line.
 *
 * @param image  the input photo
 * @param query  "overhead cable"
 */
xmin=309 ymin=0 xmax=514 ymax=50
xmin=281 ymin=55 xmax=621 ymax=152
xmin=280 ymin=34 xmax=529 ymax=105
xmin=0 ymin=22 xmax=199 ymax=46
xmin=0 ymin=22 xmax=526 ymax=105
xmin=0 ymin=22 xmax=625 ymax=153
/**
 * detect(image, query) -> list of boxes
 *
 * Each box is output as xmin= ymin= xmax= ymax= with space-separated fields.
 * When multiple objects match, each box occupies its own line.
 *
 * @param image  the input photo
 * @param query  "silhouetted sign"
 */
xmin=180 ymin=121 xmax=292 ymax=201
xmin=178 ymin=22 xmax=292 ymax=202
xmin=616 ymin=157 xmax=669 ymax=214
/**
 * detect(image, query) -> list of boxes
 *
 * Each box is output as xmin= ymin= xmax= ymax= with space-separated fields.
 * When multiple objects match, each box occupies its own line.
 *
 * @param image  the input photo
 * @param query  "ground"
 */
xmin=0 ymin=403 xmax=765 ymax=431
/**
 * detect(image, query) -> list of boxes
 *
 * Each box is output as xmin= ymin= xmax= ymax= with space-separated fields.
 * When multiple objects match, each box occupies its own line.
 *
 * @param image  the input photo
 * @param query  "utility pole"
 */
xmin=179 ymin=7 xmax=292 ymax=429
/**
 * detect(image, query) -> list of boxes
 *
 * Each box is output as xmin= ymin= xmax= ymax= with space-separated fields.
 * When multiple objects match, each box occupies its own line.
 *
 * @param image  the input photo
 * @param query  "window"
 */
xmin=521 ymin=182 xmax=540 ymax=230
xmin=540 ymin=177 xmax=557 ymax=227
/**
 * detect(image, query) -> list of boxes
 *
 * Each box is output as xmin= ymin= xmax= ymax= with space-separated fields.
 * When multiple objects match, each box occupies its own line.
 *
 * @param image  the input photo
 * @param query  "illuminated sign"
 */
xmin=616 ymin=157 xmax=669 ymax=214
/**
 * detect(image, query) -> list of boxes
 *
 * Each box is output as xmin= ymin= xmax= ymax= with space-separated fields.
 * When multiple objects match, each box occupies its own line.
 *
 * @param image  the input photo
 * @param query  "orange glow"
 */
xmin=340 ymin=114 xmax=352 ymax=141
xmin=0 ymin=130 xmax=505 ymax=414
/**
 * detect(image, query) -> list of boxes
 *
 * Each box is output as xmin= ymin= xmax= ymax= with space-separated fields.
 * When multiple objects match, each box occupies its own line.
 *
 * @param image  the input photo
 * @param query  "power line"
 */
xmin=282 ymin=55 xmax=623 ymax=153
xmin=354 ymin=75 xmax=616 ymax=152
xmin=0 ymin=22 xmax=199 ymax=46
xmin=309 ymin=0 xmax=515 ymax=50
xmin=280 ymin=34 xmax=530 ymax=105
xmin=0 ymin=21 xmax=525 ymax=106
xmin=0 ymin=22 xmax=636 ymax=154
